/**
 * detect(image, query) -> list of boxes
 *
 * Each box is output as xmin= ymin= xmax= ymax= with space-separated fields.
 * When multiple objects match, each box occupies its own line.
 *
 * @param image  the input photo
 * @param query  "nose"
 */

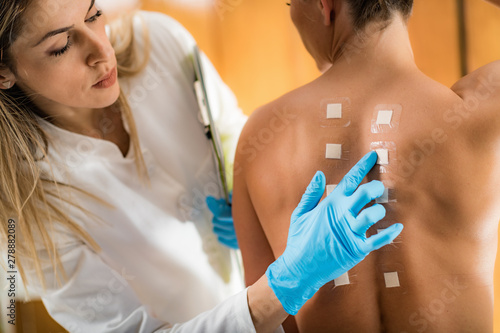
xmin=85 ymin=31 xmax=114 ymax=67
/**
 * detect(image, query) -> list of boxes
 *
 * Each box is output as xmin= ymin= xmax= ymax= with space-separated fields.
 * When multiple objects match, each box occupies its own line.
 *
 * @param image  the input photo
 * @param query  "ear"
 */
xmin=0 ymin=66 xmax=16 ymax=90
xmin=319 ymin=0 xmax=334 ymax=26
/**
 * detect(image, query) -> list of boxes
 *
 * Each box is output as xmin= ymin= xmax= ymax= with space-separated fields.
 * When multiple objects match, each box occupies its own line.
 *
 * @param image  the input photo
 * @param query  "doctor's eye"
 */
xmin=52 ymin=35 xmax=72 ymax=57
xmin=286 ymin=2 xmax=291 ymax=5
xmin=86 ymin=10 xmax=103 ymax=23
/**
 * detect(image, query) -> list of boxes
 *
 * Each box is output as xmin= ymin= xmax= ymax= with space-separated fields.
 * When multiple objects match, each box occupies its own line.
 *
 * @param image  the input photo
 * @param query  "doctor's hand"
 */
xmin=266 ymin=151 xmax=403 ymax=315
xmin=206 ymin=193 xmax=239 ymax=249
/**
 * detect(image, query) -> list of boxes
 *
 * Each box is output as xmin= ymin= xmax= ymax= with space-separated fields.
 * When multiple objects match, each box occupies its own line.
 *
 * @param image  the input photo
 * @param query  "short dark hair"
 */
xmin=347 ymin=0 xmax=414 ymax=30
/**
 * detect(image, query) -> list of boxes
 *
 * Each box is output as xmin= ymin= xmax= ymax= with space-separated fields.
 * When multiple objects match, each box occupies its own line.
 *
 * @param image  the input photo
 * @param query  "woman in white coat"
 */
xmin=0 ymin=0 xmax=402 ymax=332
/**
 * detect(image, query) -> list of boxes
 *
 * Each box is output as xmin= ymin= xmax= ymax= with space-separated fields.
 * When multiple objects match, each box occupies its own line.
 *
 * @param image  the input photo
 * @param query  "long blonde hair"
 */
xmin=0 ymin=1 xmax=151 ymax=291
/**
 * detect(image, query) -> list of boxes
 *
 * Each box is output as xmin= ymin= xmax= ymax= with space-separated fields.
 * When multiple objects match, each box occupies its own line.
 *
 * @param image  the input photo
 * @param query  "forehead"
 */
xmin=16 ymin=0 xmax=90 ymax=45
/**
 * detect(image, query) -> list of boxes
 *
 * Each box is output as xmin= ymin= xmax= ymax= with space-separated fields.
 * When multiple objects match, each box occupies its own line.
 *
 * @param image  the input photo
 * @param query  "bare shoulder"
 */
xmin=236 ymin=80 xmax=322 ymax=146
xmin=235 ymin=91 xmax=303 ymax=172
xmin=448 ymin=61 xmax=500 ymax=136
xmin=239 ymin=90 xmax=303 ymax=134
xmin=451 ymin=60 xmax=500 ymax=106
xmin=234 ymin=91 xmax=308 ymax=256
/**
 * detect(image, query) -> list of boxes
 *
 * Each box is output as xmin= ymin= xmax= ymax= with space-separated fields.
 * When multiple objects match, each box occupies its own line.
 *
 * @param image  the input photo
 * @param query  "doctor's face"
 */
xmin=6 ymin=0 xmax=119 ymax=113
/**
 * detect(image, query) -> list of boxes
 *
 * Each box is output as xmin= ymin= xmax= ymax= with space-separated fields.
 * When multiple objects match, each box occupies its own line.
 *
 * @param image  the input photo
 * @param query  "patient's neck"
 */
xmin=324 ymin=15 xmax=417 ymax=75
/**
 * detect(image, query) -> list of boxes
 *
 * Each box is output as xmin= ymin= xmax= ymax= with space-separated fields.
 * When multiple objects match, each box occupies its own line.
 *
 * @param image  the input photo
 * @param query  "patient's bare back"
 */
xmin=234 ymin=62 xmax=500 ymax=332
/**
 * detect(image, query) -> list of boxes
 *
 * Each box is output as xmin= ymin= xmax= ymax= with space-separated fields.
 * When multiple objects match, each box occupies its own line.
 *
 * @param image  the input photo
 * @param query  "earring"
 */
xmin=2 ymin=81 xmax=11 ymax=89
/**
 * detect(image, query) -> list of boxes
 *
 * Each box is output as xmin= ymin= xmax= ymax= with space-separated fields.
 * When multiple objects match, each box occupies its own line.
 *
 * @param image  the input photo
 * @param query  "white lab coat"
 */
xmin=19 ymin=10 xmax=278 ymax=333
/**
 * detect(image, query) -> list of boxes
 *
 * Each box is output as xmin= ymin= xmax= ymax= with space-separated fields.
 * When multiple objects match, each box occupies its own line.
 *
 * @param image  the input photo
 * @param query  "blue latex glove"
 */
xmin=206 ymin=192 xmax=239 ymax=249
xmin=266 ymin=151 xmax=404 ymax=315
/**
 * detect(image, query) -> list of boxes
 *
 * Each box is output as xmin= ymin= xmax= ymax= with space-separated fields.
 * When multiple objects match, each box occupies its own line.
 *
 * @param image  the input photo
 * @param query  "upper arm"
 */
xmin=232 ymin=103 xmax=302 ymax=286
xmin=232 ymin=99 xmax=309 ymax=333
xmin=233 ymin=128 xmax=276 ymax=286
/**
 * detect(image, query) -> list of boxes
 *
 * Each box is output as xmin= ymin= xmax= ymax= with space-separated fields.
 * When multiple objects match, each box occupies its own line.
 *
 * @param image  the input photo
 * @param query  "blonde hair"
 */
xmin=0 ymin=2 xmax=151 ymax=291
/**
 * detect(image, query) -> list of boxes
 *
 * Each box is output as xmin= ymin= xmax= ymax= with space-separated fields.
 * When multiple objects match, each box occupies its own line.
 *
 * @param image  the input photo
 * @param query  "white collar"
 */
xmin=36 ymin=115 xmax=135 ymax=162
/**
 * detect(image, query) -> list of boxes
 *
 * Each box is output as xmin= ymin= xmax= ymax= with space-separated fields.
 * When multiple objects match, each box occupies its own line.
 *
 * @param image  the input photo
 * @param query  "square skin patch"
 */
xmin=326 ymin=184 xmax=337 ymax=196
xmin=384 ymin=272 xmax=400 ymax=288
xmin=334 ymin=272 xmax=350 ymax=286
xmin=326 ymin=144 xmax=342 ymax=159
xmin=376 ymin=149 xmax=389 ymax=165
xmin=327 ymin=104 xmax=343 ymax=119
xmin=375 ymin=188 xmax=389 ymax=203
xmin=376 ymin=110 xmax=393 ymax=125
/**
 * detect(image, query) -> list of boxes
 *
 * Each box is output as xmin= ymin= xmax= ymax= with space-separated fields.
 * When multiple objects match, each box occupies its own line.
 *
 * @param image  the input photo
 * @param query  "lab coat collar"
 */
xmin=35 ymin=114 xmax=135 ymax=162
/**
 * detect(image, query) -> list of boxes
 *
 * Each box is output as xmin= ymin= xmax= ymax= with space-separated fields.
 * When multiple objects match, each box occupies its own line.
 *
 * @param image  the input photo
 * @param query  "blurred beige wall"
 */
xmin=140 ymin=0 xmax=500 ymax=331
xmin=142 ymin=0 xmax=318 ymax=115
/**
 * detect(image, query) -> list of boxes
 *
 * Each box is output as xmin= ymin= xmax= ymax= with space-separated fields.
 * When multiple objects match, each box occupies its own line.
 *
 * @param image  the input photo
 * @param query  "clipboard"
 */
xmin=192 ymin=46 xmax=231 ymax=205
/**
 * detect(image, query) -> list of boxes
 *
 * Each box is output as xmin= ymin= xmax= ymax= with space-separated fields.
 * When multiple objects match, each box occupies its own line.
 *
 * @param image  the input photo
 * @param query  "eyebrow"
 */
xmin=34 ymin=0 xmax=95 ymax=47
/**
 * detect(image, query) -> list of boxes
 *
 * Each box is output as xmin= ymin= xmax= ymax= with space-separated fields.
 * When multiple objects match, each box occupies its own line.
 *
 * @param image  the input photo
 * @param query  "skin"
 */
xmin=0 ymin=0 xmax=128 ymax=155
xmin=0 ymin=1 xmax=292 ymax=331
xmin=234 ymin=0 xmax=500 ymax=332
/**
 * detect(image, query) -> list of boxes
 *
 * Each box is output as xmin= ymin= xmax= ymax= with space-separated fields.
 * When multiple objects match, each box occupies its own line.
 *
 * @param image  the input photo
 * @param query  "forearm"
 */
xmin=247 ymin=275 xmax=289 ymax=333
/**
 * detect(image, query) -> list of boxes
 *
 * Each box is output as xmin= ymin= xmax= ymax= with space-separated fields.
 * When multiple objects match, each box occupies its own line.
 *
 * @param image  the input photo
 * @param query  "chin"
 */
xmin=100 ymin=84 xmax=121 ymax=107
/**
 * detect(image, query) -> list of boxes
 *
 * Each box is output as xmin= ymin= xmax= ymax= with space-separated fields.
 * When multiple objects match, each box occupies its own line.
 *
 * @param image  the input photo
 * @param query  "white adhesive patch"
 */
xmin=376 ymin=149 xmax=389 ymax=165
xmin=384 ymin=272 xmax=400 ymax=288
xmin=375 ymin=188 xmax=389 ymax=204
xmin=376 ymin=110 xmax=393 ymax=125
xmin=326 ymin=144 xmax=342 ymax=159
xmin=326 ymin=184 xmax=337 ymax=196
xmin=327 ymin=104 xmax=343 ymax=119
xmin=334 ymin=272 xmax=350 ymax=286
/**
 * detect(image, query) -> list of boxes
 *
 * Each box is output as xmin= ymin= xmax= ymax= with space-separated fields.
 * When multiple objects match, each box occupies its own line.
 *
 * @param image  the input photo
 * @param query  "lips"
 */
xmin=93 ymin=67 xmax=117 ymax=88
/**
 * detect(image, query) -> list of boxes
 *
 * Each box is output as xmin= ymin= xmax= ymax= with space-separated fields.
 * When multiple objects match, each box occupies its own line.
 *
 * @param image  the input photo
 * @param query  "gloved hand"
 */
xmin=266 ymin=151 xmax=403 ymax=315
xmin=206 ymin=192 xmax=239 ymax=249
